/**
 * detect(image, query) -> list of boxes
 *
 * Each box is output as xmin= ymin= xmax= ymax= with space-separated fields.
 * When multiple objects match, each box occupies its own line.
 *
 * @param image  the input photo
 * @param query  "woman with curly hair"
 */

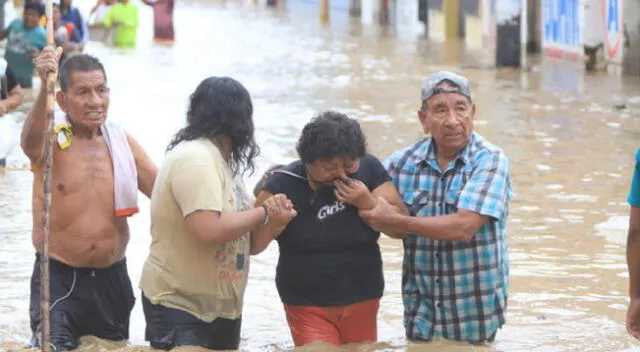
xmin=252 ymin=111 xmax=407 ymax=346
xmin=139 ymin=76 xmax=296 ymax=350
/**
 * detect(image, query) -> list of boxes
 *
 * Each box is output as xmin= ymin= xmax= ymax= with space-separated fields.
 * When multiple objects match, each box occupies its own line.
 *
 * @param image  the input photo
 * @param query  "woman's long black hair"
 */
xmin=167 ymin=76 xmax=260 ymax=176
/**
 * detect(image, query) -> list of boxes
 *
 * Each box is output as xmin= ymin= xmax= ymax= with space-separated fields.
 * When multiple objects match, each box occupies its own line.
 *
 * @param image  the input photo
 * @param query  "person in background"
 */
xmin=626 ymin=149 xmax=640 ymax=341
xmin=53 ymin=3 xmax=84 ymax=61
xmin=0 ymin=58 xmax=24 ymax=167
xmin=88 ymin=0 xmax=115 ymax=26
xmin=60 ymin=0 xmax=88 ymax=43
xmin=21 ymin=0 xmax=49 ymax=28
xmin=103 ymin=0 xmax=139 ymax=47
xmin=0 ymin=2 xmax=46 ymax=88
xmin=252 ymin=111 xmax=407 ymax=347
xmin=141 ymin=0 xmax=174 ymax=41
xmin=87 ymin=0 xmax=115 ymax=43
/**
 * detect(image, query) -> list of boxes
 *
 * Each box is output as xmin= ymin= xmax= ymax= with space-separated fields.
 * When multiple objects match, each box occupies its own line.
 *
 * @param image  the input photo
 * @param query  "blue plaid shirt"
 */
xmin=385 ymin=132 xmax=512 ymax=344
xmin=629 ymin=149 xmax=640 ymax=207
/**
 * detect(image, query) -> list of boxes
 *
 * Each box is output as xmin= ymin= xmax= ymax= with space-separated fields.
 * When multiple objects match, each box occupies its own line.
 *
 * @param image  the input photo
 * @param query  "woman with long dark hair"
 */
xmin=139 ymin=76 xmax=296 ymax=350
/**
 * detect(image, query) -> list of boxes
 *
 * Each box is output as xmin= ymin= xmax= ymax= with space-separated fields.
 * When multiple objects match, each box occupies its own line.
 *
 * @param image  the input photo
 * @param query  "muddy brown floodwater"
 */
xmin=2 ymin=0 xmax=640 ymax=351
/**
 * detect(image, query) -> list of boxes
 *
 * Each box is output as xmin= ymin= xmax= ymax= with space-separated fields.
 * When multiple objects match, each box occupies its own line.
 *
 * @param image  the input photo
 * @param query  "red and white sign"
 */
xmin=602 ymin=0 xmax=624 ymax=63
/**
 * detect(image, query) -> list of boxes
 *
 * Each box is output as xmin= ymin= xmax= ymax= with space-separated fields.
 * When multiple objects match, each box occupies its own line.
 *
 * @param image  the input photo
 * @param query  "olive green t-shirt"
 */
xmin=139 ymin=139 xmax=252 ymax=322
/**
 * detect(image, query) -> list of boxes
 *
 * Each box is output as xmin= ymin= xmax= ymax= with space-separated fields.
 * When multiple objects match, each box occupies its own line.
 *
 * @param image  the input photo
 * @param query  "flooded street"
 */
xmin=1 ymin=0 xmax=640 ymax=351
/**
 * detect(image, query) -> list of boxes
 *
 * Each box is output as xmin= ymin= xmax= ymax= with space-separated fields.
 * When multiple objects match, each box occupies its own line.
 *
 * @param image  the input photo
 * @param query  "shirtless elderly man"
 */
xmin=22 ymin=47 xmax=157 ymax=351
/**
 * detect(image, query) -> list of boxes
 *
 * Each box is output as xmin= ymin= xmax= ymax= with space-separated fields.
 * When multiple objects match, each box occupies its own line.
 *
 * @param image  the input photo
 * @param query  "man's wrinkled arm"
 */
xmin=20 ymin=86 xmax=49 ymax=163
xmin=370 ymin=181 xmax=408 ymax=239
xmin=398 ymin=210 xmax=490 ymax=242
xmin=383 ymin=151 xmax=510 ymax=243
xmin=126 ymin=133 xmax=157 ymax=198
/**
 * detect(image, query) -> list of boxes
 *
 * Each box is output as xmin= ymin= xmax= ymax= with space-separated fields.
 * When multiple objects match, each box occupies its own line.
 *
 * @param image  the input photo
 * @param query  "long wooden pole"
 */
xmin=40 ymin=0 xmax=56 ymax=349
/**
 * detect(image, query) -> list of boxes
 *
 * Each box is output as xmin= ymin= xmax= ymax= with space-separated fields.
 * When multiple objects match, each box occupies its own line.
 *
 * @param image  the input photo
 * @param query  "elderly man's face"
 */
xmin=56 ymin=70 xmax=110 ymax=131
xmin=418 ymin=81 xmax=475 ymax=154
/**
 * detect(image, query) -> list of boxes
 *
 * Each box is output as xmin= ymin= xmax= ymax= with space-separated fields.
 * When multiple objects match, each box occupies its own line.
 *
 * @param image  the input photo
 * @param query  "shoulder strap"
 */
xmin=252 ymin=164 xmax=305 ymax=197
xmin=272 ymin=169 xmax=305 ymax=180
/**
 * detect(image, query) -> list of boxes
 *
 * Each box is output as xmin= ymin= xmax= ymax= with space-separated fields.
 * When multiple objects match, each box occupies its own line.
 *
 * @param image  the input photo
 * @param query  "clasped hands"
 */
xmin=262 ymin=194 xmax=297 ymax=227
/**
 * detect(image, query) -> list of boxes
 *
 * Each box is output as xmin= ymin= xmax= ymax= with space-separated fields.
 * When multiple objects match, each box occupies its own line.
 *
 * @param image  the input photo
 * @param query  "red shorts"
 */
xmin=283 ymin=298 xmax=380 ymax=346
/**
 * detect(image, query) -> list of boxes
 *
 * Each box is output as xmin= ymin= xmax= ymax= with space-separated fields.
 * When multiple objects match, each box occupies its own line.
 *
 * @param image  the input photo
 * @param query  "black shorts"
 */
xmin=142 ymin=294 xmax=242 ymax=350
xmin=29 ymin=253 xmax=135 ymax=351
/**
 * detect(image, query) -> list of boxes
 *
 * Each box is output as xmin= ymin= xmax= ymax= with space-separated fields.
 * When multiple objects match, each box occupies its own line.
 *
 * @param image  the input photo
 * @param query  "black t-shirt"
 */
xmin=264 ymin=154 xmax=391 ymax=306
xmin=1 ymin=67 xmax=18 ymax=100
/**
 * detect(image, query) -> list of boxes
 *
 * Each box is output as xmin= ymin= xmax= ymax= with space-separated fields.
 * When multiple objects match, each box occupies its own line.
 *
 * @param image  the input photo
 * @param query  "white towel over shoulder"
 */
xmin=54 ymin=109 xmax=139 ymax=217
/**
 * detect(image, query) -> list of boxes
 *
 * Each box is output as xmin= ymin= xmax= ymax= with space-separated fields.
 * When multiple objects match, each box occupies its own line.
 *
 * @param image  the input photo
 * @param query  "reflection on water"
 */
xmin=1 ymin=0 xmax=640 ymax=351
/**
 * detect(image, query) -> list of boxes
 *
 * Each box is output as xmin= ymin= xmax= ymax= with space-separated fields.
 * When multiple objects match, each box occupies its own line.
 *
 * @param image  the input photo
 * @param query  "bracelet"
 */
xmin=261 ymin=204 xmax=269 ymax=226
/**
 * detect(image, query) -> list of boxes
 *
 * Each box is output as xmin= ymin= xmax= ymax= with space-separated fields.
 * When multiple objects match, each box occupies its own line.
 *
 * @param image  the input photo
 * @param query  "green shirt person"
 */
xmin=103 ymin=0 xmax=139 ymax=47
xmin=0 ymin=3 xmax=46 ymax=88
xmin=626 ymin=148 xmax=640 ymax=340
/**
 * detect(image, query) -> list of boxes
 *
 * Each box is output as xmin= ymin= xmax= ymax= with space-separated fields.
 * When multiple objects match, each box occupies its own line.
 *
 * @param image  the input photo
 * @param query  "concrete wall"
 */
xmin=422 ymin=0 xmax=484 ymax=46
xmin=360 ymin=0 xmax=380 ymax=24
xmin=623 ymin=0 xmax=640 ymax=75
xmin=526 ymin=0 xmax=541 ymax=52
xmin=349 ymin=0 xmax=361 ymax=16
xmin=482 ymin=0 xmax=496 ymax=46
xmin=583 ymin=0 xmax=624 ymax=69
xmin=540 ymin=0 xmax=625 ymax=70
xmin=393 ymin=0 xmax=426 ymax=35
xmin=355 ymin=0 xmax=522 ymax=53
xmin=287 ymin=0 xmax=352 ymax=19
xmin=541 ymin=0 xmax=583 ymax=62
xmin=427 ymin=0 xmax=446 ymax=40
xmin=463 ymin=0 xmax=484 ymax=47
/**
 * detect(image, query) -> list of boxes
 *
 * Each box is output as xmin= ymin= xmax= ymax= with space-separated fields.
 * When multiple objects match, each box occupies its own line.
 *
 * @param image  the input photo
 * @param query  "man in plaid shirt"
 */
xmin=360 ymin=71 xmax=512 ymax=344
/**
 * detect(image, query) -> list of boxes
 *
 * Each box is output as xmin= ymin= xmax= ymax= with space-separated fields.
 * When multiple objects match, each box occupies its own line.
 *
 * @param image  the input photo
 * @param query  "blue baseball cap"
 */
xmin=421 ymin=71 xmax=472 ymax=103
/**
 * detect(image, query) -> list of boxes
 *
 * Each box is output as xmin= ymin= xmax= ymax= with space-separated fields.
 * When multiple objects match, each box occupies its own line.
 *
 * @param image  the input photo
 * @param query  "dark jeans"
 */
xmin=142 ymin=293 xmax=242 ymax=350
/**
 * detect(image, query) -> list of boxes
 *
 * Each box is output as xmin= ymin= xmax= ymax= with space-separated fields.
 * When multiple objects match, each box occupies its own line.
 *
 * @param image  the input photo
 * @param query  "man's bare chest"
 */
xmin=51 ymin=140 xmax=114 ymax=197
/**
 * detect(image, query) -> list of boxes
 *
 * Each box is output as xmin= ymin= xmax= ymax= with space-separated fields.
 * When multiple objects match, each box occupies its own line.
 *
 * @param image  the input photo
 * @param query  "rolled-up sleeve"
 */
xmin=457 ymin=151 xmax=511 ymax=220
xmin=384 ymin=150 xmax=403 ymax=188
